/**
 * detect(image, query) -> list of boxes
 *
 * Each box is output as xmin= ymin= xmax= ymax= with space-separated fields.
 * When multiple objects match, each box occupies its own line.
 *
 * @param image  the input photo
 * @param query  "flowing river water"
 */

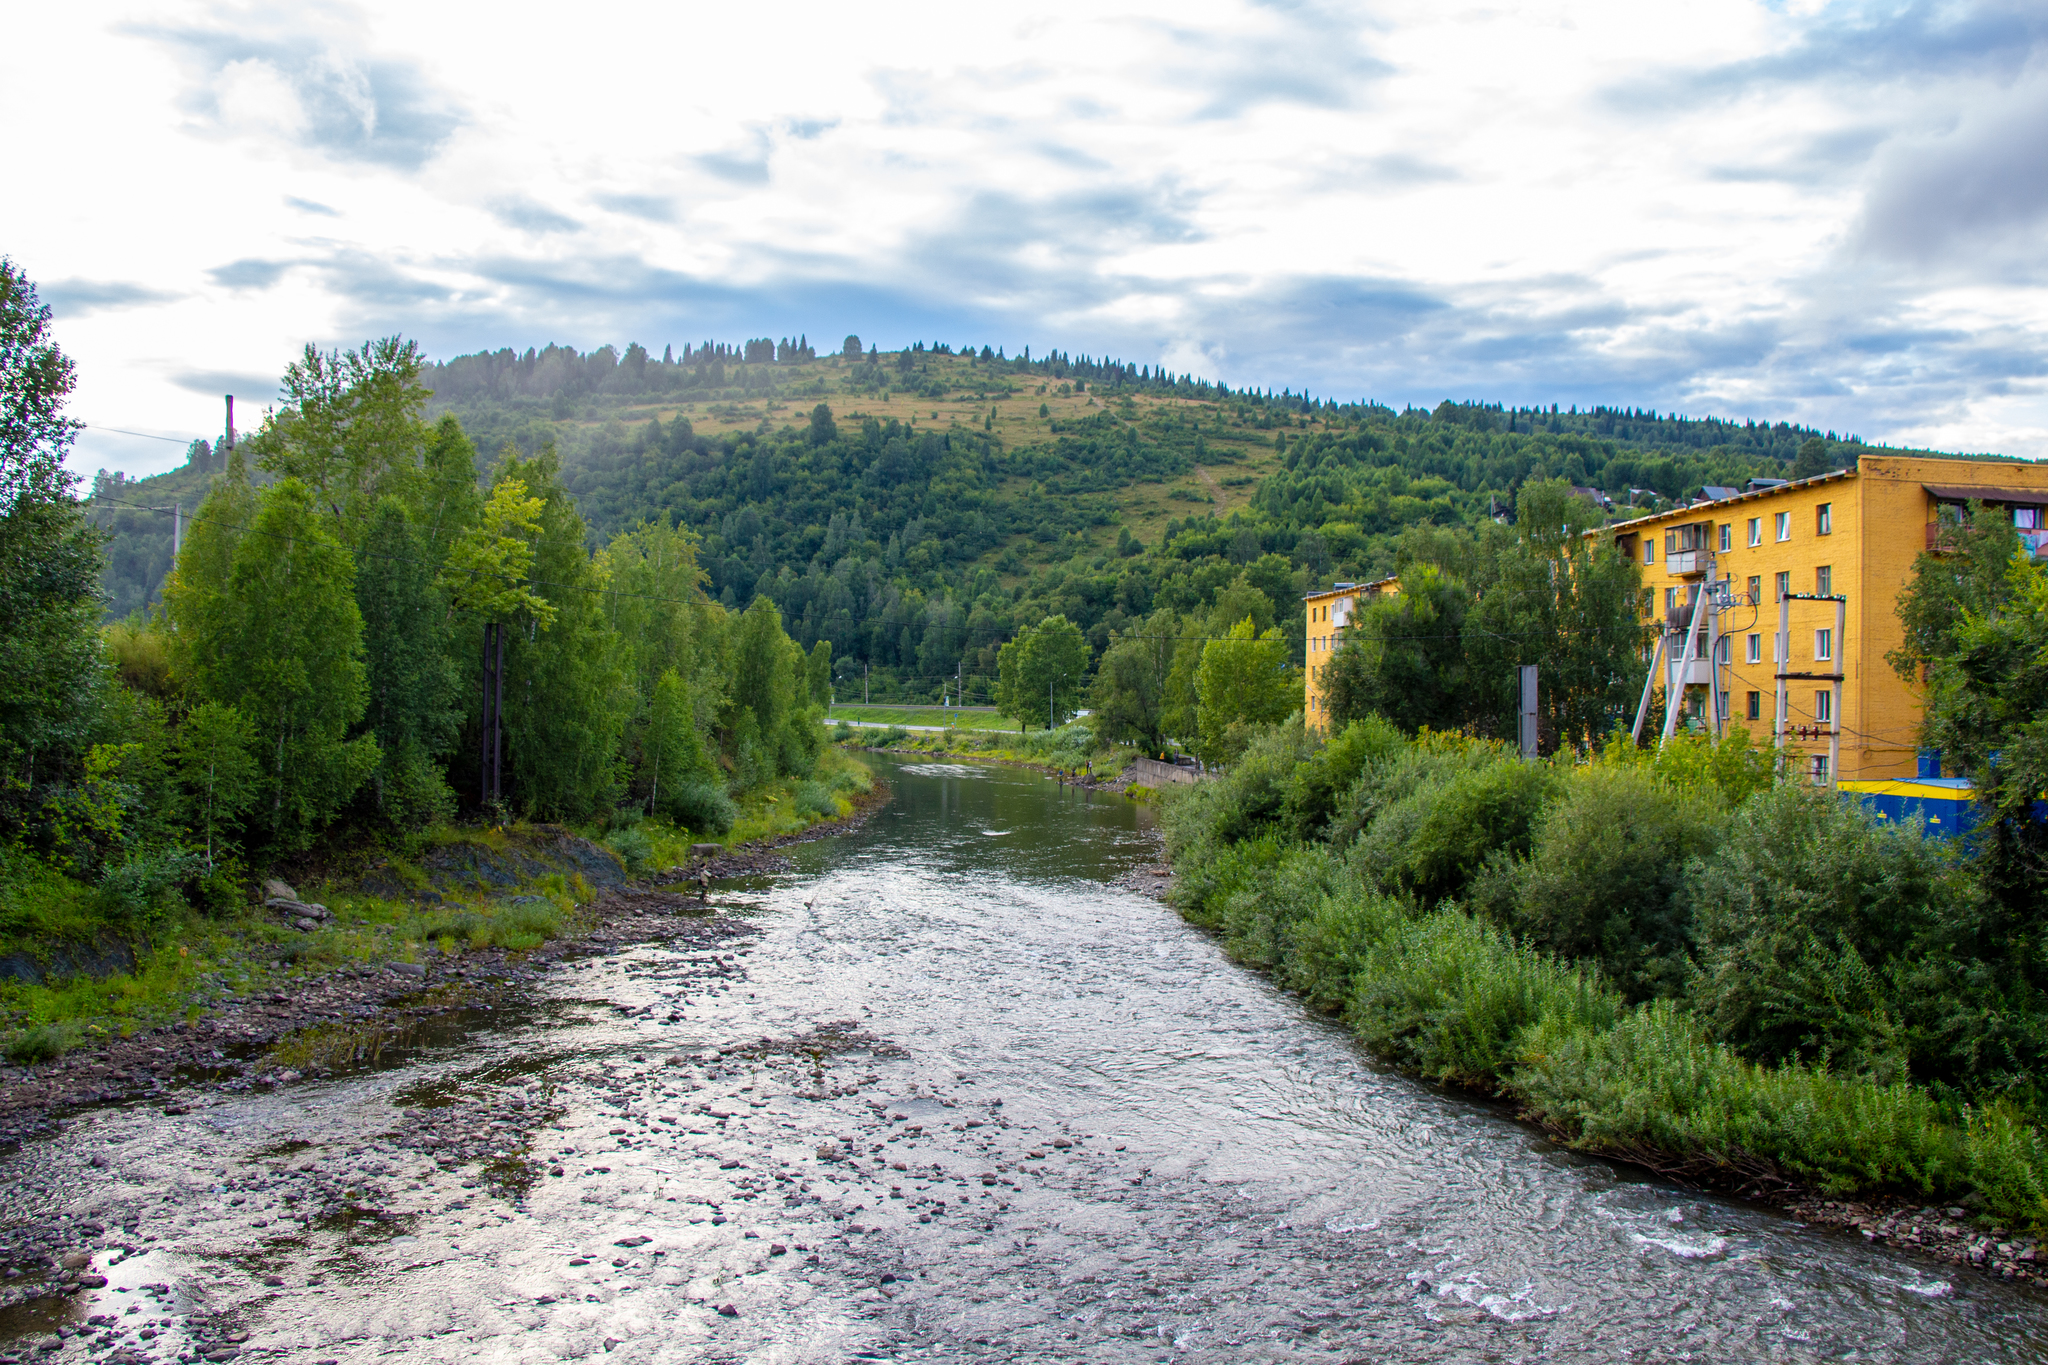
xmin=4 ymin=756 xmax=2046 ymax=1363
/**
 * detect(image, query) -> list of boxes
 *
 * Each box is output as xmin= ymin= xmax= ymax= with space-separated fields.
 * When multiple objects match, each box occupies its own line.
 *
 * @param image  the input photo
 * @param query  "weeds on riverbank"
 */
xmin=1163 ymin=722 xmax=2048 ymax=1228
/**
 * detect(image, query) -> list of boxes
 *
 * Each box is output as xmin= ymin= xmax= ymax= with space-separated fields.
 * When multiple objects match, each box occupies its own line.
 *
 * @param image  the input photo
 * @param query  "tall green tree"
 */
xmin=356 ymin=497 xmax=460 ymax=824
xmin=258 ymin=336 xmax=432 ymax=533
xmin=1893 ymin=509 xmax=2048 ymax=895
xmin=1327 ymin=566 xmax=1468 ymax=733
xmin=172 ymin=478 xmax=379 ymax=847
xmin=641 ymin=667 xmax=715 ymax=817
xmin=1091 ymin=617 xmax=1177 ymax=749
xmin=1194 ymin=617 xmax=1296 ymax=764
xmin=996 ymin=614 xmax=1090 ymax=730
xmin=0 ymin=259 xmax=105 ymax=824
xmin=175 ymin=702 xmax=260 ymax=869
xmin=497 ymin=450 xmax=633 ymax=819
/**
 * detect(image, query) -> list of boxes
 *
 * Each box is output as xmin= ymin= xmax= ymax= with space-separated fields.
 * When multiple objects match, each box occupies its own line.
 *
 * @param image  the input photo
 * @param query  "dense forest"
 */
xmin=91 ymin=336 xmax=1978 ymax=712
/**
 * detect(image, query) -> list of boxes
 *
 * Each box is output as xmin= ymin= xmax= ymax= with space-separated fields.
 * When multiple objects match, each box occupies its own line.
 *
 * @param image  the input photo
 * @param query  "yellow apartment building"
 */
xmin=1607 ymin=453 xmax=2048 ymax=783
xmin=1304 ymin=577 xmax=1397 ymax=732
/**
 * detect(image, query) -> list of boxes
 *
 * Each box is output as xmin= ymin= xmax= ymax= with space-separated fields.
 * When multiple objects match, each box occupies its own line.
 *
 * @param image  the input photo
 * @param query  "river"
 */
xmin=2 ymin=755 xmax=2043 ymax=1363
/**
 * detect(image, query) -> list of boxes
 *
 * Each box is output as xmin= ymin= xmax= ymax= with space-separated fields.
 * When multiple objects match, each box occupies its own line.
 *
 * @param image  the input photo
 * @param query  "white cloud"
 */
xmin=3 ymin=0 xmax=2045 ymax=477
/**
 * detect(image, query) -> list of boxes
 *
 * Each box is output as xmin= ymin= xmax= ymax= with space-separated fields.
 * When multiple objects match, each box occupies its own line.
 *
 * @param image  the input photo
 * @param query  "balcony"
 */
xmin=1665 ymin=549 xmax=1711 ymax=577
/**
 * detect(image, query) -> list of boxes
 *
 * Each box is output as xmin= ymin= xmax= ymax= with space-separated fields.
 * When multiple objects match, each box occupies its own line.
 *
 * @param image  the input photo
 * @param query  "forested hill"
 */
xmin=94 ymin=336 xmax=1975 ymax=702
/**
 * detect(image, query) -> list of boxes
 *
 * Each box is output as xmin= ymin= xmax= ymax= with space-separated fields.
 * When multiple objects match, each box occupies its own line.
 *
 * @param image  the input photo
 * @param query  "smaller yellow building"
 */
xmin=1304 ymin=577 xmax=1397 ymax=732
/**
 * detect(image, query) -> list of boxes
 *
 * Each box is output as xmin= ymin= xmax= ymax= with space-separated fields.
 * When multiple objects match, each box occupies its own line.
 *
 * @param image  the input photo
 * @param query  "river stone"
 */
xmin=689 ymin=843 xmax=722 ymax=858
xmin=262 ymin=878 xmax=298 ymax=902
xmin=386 ymin=962 xmax=427 ymax=978
xmin=266 ymin=897 xmax=328 ymax=920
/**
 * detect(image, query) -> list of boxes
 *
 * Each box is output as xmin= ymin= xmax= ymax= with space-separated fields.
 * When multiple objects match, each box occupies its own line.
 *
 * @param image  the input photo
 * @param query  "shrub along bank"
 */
xmin=1162 ymin=722 xmax=2048 ymax=1229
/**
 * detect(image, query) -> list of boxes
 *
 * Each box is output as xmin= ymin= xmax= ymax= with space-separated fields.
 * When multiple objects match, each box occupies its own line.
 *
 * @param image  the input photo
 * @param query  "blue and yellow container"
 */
xmin=1838 ymin=777 xmax=1979 ymax=839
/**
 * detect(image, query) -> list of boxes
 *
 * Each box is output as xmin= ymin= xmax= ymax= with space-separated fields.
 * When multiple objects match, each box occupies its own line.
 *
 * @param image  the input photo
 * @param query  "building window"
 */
xmin=1747 ymin=633 xmax=1762 ymax=664
xmin=1816 ymin=689 xmax=1833 ymax=722
xmin=1715 ymin=636 xmax=1730 ymax=664
xmin=1817 ymin=503 xmax=1832 ymax=535
xmin=1644 ymin=541 xmax=1654 ymax=565
xmin=1665 ymin=587 xmax=1678 ymax=612
xmin=1815 ymin=628 xmax=1833 ymax=662
xmin=1747 ymin=517 xmax=1762 ymax=547
xmin=1718 ymin=523 xmax=1731 ymax=551
xmin=1810 ymin=754 xmax=1830 ymax=785
xmin=2018 ymin=506 xmax=2042 ymax=531
xmin=1776 ymin=511 xmax=1792 ymax=542
xmin=1775 ymin=570 xmax=1790 ymax=601
xmin=1816 ymin=565 xmax=1832 ymax=596
xmin=1746 ymin=690 xmax=1761 ymax=720
xmin=1747 ymin=574 xmax=1762 ymax=605
xmin=1716 ymin=690 xmax=1730 ymax=720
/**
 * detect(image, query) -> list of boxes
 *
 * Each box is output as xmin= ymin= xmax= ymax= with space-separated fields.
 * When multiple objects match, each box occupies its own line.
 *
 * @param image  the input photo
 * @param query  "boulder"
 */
xmin=262 ymin=878 xmax=298 ymax=902
xmin=690 ymin=844 xmax=722 ymax=858
xmin=264 ymin=897 xmax=328 ymax=920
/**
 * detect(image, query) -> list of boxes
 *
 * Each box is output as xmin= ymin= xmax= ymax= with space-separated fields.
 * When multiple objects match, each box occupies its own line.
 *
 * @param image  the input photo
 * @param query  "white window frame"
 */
xmin=1718 ymin=523 xmax=1731 ymax=551
xmin=1815 ymin=627 xmax=1833 ymax=662
xmin=1747 ymin=633 xmax=1762 ymax=664
xmin=1644 ymin=541 xmax=1654 ymax=565
xmin=1817 ymin=503 xmax=1832 ymax=535
xmin=1810 ymin=754 xmax=1830 ymax=785
xmin=1815 ymin=689 xmax=1833 ymax=722
xmin=1775 ymin=511 xmax=1792 ymax=542
xmin=1747 ymin=517 xmax=1762 ymax=547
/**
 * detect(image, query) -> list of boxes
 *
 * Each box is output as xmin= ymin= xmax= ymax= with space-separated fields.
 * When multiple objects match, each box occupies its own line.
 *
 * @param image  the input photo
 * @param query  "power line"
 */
xmin=83 ymin=424 xmax=198 ymax=444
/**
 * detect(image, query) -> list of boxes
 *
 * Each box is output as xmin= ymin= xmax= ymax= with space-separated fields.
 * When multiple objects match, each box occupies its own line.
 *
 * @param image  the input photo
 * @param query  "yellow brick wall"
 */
xmin=1302 ymin=586 xmax=1352 ymax=734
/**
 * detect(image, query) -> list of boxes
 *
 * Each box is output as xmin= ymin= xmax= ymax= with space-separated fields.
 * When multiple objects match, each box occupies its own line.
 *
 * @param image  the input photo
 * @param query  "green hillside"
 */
xmin=93 ymin=336 xmax=1968 ymax=704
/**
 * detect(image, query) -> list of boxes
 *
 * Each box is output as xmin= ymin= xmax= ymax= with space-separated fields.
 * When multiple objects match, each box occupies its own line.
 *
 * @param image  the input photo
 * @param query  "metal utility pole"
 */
xmin=1518 ymin=666 xmax=1539 ymax=761
xmin=1661 ymin=585 xmax=1713 ymax=740
xmin=224 ymin=395 xmax=235 ymax=455
xmin=1631 ymin=632 xmax=1667 ymax=742
xmin=1774 ymin=590 xmax=1846 ymax=789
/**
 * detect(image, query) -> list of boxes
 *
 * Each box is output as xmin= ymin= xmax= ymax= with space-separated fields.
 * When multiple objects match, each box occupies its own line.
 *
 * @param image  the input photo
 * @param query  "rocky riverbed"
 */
xmin=1 ymin=759 xmax=2042 ymax=1363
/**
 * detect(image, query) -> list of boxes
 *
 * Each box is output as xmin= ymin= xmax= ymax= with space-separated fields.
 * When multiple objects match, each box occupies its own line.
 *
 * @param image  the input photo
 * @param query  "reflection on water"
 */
xmin=3 ymin=755 xmax=2044 ymax=1362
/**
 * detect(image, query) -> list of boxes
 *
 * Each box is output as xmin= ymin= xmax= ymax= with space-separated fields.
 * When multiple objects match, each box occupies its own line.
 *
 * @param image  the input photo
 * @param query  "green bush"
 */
xmin=5 ymin=1022 xmax=79 ymax=1064
xmin=605 ymin=825 xmax=654 ymax=874
xmin=791 ymin=780 xmax=836 ymax=817
xmin=1350 ymin=748 xmax=1560 ymax=906
xmin=668 ymin=779 xmax=738 ymax=835
xmin=1686 ymin=783 xmax=2010 ymax=1087
xmin=1501 ymin=764 xmax=1724 ymax=1000
xmin=1348 ymin=909 xmax=1619 ymax=1086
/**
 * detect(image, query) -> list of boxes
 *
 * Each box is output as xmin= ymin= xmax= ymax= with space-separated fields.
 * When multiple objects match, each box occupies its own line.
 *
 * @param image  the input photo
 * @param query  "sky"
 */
xmin=8 ymin=0 xmax=2048 ymax=478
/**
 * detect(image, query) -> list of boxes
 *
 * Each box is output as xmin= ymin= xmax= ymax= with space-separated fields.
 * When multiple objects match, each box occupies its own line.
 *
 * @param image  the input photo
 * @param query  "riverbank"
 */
xmin=0 ymin=779 xmax=889 ymax=1137
xmin=831 ymin=725 xmax=1159 ymax=798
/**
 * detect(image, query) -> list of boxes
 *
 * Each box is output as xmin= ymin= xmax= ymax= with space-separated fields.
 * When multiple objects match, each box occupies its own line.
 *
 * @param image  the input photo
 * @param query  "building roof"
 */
xmin=1922 ymin=483 xmax=2048 ymax=505
xmin=1598 ymin=467 xmax=1858 ymax=534
xmin=1303 ymin=575 xmax=1398 ymax=602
